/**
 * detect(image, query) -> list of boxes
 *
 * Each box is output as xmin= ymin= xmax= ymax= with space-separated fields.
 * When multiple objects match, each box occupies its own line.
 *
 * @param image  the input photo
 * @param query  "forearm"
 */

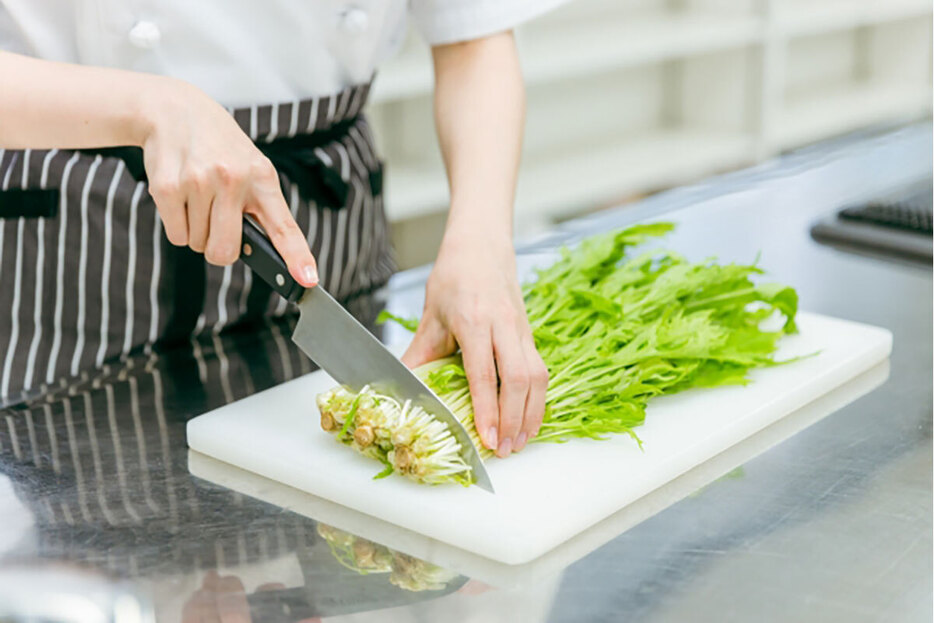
xmin=0 ymin=51 xmax=175 ymax=149
xmin=431 ymin=31 xmax=525 ymax=245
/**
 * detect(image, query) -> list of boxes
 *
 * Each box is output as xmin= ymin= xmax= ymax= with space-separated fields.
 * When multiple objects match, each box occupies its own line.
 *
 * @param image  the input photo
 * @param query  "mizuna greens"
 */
xmin=317 ymin=524 xmax=458 ymax=591
xmin=316 ymin=222 xmax=799 ymax=486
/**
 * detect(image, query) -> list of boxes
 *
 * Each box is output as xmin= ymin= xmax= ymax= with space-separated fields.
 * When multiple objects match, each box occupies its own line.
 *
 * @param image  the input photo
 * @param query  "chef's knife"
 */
xmin=239 ymin=218 xmax=494 ymax=493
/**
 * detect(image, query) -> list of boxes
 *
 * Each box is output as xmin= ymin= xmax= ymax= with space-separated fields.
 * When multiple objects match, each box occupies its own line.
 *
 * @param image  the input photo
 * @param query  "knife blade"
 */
xmin=239 ymin=218 xmax=494 ymax=492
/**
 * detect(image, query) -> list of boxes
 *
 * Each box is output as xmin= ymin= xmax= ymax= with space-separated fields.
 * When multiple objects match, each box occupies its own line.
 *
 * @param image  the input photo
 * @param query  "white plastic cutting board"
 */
xmin=187 ymin=312 xmax=891 ymax=565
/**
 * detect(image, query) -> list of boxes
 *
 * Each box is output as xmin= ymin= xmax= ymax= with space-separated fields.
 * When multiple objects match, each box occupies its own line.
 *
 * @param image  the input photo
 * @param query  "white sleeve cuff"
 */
xmin=409 ymin=0 xmax=570 ymax=46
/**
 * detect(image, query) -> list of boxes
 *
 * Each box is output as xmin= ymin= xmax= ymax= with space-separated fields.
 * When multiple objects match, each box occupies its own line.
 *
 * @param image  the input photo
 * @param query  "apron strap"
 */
xmin=0 ymin=189 xmax=59 ymax=219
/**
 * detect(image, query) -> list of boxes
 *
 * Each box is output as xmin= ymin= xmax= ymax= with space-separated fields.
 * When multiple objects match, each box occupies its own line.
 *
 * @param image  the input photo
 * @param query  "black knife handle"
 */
xmin=240 ymin=217 xmax=305 ymax=303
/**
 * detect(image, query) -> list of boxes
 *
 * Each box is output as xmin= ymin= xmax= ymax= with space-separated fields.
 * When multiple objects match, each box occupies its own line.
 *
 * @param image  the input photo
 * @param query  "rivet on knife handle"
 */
xmin=240 ymin=217 xmax=305 ymax=303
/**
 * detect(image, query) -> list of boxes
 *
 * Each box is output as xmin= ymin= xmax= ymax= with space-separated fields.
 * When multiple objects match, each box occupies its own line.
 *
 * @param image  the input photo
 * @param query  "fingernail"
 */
xmin=496 ymin=437 xmax=511 ymax=457
xmin=486 ymin=427 xmax=497 ymax=450
xmin=302 ymin=266 xmax=318 ymax=286
xmin=516 ymin=432 xmax=528 ymax=449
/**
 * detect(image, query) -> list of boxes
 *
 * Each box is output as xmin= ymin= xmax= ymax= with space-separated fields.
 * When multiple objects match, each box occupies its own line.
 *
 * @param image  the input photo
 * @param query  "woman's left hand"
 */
xmin=401 ymin=229 xmax=548 ymax=458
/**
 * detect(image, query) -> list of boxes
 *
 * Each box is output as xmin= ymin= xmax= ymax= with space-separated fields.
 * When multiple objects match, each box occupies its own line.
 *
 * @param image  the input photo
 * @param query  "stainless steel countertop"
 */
xmin=1 ymin=124 xmax=930 ymax=623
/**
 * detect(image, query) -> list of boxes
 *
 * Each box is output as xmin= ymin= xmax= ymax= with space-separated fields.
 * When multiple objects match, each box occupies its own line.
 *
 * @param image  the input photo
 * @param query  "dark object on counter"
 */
xmin=246 ymin=575 xmax=469 ymax=622
xmin=811 ymin=181 xmax=933 ymax=264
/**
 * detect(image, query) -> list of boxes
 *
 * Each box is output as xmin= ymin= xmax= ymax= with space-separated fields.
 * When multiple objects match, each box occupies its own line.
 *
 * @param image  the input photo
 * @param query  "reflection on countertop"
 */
xmin=0 ymin=124 xmax=931 ymax=623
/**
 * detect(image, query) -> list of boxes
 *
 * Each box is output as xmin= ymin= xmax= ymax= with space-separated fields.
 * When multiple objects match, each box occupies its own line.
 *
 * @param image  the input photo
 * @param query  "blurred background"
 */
xmin=369 ymin=0 xmax=933 ymax=268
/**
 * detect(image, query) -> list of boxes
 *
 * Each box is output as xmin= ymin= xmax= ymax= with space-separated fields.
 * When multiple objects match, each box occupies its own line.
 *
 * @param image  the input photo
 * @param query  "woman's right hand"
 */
xmin=0 ymin=53 xmax=315 ymax=285
xmin=140 ymin=78 xmax=318 ymax=287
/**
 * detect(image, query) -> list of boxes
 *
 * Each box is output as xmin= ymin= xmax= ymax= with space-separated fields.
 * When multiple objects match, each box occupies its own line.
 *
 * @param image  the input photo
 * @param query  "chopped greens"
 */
xmin=317 ymin=223 xmax=799 ymax=486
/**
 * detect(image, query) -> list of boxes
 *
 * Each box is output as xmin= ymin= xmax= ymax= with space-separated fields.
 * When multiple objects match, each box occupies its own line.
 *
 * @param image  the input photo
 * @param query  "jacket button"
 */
xmin=128 ymin=20 xmax=161 ymax=49
xmin=340 ymin=7 xmax=369 ymax=34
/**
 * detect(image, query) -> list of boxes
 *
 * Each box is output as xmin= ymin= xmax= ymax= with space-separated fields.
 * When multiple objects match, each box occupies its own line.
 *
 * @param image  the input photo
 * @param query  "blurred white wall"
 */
xmin=371 ymin=0 xmax=933 ymax=268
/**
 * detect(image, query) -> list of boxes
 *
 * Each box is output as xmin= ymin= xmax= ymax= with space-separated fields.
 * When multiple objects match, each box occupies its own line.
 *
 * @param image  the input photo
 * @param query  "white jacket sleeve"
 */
xmin=408 ymin=0 xmax=570 ymax=45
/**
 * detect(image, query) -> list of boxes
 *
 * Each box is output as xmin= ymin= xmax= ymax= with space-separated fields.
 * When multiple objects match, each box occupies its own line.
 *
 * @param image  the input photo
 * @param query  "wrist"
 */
xmin=128 ymin=75 xmax=190 ymax=147
xmin=440 ymin=221 xmax=513 ymax=256
xmin=123 ymin=78 xmax=157 ymax=147
xmin=437 ymin=224 xmax=516 ymax=282
xmin=445 ymin=203 xmax=513 ymax=245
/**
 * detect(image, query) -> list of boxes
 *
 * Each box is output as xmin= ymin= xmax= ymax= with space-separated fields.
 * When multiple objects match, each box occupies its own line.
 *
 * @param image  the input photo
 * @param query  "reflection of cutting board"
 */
xmin=187 ymin=312 xmax=891 ymax=565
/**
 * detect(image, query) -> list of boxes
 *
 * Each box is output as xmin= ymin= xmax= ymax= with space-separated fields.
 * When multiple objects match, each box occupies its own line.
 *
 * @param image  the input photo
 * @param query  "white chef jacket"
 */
xmin=0 ymin=0 xmax=567 ymax=107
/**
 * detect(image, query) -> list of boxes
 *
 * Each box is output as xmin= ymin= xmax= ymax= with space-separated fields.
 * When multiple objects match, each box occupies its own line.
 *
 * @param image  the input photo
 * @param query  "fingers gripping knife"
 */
xmin=239 ymin=218 xmax=495 ymax=492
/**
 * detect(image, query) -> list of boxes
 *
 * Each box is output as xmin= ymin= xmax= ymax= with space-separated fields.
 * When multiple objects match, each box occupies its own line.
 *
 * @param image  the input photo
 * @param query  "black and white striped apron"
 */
xmin=0 ymin=82 xmax=395 ymax=406
xmin=0 ymin=318 xmax=334 ymax=578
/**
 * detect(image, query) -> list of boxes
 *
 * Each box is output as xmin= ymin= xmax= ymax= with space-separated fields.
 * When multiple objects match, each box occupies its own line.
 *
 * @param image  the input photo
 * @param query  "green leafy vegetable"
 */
xmin=376 ymin=310 xmax=419 ymax=333
xmin=317 ymin=223 xmax=799 ymax=486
